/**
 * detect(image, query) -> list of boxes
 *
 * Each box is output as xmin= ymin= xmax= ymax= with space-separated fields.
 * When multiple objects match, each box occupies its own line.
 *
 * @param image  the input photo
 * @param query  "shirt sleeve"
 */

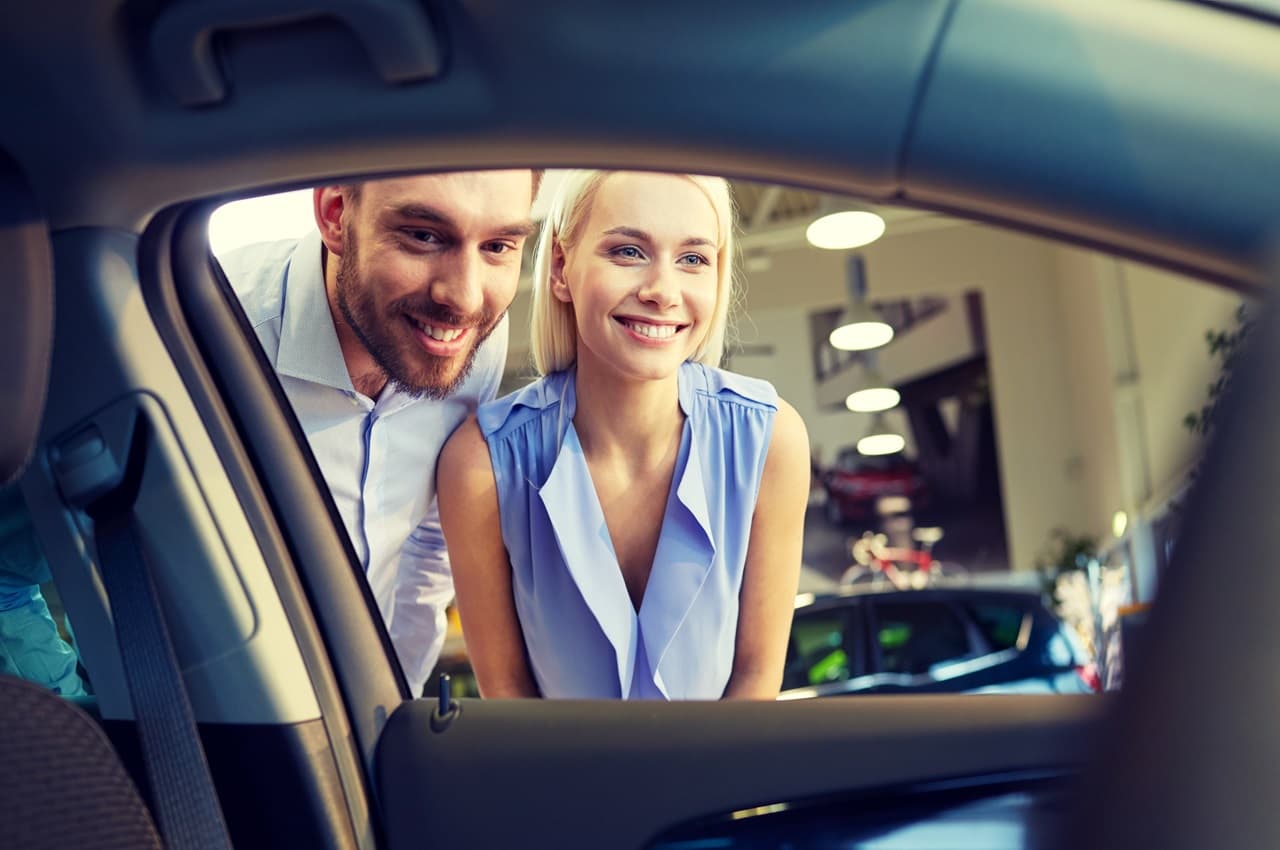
xmin=388 ymin=319 xmax=509 ymax=696
xmin=390 ymin=499 xmax=454 ymax=697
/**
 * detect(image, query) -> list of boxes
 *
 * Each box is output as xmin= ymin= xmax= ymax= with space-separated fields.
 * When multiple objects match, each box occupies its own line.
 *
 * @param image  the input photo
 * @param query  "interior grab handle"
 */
xmin=150 ymin=0 xmax=443 ymax=107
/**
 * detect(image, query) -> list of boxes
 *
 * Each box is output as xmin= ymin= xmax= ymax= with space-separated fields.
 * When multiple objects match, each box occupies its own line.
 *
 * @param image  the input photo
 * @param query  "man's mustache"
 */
xmin=392 ymin=295 xmax=493 ymax=330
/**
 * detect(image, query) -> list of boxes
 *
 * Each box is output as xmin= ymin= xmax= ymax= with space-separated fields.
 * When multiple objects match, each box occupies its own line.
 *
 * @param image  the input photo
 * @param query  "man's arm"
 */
xmin=390 ymin=505 xmax=455 ymax=697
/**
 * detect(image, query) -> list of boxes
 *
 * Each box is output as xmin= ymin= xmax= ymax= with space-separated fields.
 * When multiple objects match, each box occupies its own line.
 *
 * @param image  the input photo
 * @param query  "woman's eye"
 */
xmin=612 ymin=245 xmax=643 ymax=260
xmin=679 ymin=253 xmax=710 ymax=266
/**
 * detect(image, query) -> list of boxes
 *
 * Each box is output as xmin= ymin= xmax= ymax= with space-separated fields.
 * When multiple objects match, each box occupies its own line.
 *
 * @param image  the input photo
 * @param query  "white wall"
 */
xmin=1126 ymin=262 xmax=1242 ymax=504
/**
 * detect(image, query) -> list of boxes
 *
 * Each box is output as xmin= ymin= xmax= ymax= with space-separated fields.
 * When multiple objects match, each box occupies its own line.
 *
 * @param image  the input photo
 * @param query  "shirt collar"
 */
xmin=275 ymin=230 xmax=357 ymax=393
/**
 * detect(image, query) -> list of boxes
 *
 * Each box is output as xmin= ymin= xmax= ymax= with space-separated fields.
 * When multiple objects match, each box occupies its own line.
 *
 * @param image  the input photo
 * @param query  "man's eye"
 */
xmin=405 ymin=229 xmax=440 ymax=244
xmin=484 ymin=241 xmax=516 ymax=254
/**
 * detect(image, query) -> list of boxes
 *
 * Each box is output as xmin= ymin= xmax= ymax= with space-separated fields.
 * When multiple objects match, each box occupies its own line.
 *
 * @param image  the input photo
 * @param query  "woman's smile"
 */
xmin=614 ymin=315 xmax=689 ymax=344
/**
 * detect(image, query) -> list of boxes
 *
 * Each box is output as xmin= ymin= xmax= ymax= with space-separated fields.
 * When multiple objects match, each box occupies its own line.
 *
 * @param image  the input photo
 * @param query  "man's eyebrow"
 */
xmin=389 ymin=204 xmax=455 ymax=227
xmin=497 ymin=220 xmax=539 ymax=239
xmin=602 ymin=226 xmax=715 ymax=249
xmin=390 ymin=204 xmax=536 ymax=239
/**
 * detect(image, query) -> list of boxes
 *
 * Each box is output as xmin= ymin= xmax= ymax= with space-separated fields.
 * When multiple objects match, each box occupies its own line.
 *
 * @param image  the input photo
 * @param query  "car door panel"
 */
xmin=375 ymin=696 xmax=1101 ymax=850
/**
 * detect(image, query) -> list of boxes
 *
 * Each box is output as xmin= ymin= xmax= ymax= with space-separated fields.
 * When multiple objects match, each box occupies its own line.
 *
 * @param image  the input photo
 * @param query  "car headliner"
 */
xmin=0 ymin=0 xmax=1277 ymax=289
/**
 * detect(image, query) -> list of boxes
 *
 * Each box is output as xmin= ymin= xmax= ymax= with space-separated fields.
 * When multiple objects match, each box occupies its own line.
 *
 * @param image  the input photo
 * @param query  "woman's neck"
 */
xmin=572 ymin=358 xmax=685 ymax=471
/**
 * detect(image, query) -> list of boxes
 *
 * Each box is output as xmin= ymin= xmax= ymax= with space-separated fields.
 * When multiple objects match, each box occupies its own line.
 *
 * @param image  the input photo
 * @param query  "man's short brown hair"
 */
xmin=345 ymin=169 xmax=545 ymax=203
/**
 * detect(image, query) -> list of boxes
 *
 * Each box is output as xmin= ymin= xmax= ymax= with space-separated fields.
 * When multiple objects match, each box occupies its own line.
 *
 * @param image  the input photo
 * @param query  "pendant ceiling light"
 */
xmin=846 ymin=356 xmax=899 ymax=413
xmin=806 ymin=209 xmax=886 ymax=251
xmin=856 ymin=411 xmax=906 ymax=456
xmin=828 ymin=255 xmax=894 ymax=352
xmin=846 ymin=386 xmax=900 ymax=413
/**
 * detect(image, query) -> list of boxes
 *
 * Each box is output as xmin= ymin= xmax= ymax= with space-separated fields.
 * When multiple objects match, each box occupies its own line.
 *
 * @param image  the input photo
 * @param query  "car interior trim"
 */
xmin=26 ymin=227 xmax=322 ymax=725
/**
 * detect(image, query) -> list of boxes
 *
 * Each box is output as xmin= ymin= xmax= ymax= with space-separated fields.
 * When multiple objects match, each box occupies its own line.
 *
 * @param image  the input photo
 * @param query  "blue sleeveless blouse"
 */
xmin=476 ymin=361 xmax=778 ymax=699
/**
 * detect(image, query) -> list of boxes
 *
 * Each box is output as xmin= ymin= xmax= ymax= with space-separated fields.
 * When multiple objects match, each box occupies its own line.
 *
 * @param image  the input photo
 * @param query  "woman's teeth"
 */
xmin=622 ymin=320 xmax=678 ymax=340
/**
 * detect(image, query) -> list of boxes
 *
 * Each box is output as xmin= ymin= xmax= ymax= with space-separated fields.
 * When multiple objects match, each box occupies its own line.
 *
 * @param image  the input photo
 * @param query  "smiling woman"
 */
xmin=438 ymin=170 xmax=812 ymax=700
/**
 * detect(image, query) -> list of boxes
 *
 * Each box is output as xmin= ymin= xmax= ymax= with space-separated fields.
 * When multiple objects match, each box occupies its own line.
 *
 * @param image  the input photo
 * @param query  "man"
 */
xmin=220 ymin=170 xmax=541 ymax=695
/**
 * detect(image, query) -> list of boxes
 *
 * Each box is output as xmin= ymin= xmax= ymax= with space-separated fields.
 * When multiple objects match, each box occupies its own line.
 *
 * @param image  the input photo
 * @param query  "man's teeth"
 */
xmin=623 ymin=320 xmax=678 ymax=340
xmin=413 ymin=319 xmax=464 ymax=342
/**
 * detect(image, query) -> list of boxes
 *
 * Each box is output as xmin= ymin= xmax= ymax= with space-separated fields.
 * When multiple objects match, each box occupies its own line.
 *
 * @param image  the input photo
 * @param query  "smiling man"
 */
xmin=221 ymin=170 xmax=541 ymax=696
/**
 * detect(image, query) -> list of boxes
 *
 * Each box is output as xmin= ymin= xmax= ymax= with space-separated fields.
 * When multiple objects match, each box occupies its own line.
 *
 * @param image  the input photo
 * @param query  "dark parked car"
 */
xmin=823 ymin=449 xmax=928 ymax=523
xmin=782 ymin=586 xmax=1098 ymax=698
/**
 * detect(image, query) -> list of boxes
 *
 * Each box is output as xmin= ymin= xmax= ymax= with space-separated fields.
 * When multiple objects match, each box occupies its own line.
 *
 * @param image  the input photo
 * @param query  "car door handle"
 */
xmin=150 ymin=0 xmax=443 ymax=107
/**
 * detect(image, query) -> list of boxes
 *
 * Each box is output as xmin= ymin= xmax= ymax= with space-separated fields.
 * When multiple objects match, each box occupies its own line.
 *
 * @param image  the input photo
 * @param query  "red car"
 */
xmin=823 ymin=449 xmax=928 ymax=524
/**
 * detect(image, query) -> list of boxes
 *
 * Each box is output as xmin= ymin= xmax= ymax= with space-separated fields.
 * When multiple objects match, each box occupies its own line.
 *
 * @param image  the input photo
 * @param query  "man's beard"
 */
xmin=333 ymin=229 xmax=502 ymax=400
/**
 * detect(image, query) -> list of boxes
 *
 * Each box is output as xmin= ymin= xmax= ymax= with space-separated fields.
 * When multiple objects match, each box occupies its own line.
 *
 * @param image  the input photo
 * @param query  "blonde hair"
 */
xmin=530 ymin=170 xmax=736 ymax=375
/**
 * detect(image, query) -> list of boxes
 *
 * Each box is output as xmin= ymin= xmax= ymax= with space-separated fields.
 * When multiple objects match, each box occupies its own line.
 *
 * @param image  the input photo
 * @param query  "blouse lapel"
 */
xmin=535 ymin=418 xmax=639 ymax=698
xmin=637 ymin=365 xmax=718 ymax=698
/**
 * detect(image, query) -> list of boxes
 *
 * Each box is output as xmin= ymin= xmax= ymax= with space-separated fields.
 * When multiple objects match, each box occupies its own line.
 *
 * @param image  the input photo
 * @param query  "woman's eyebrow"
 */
xmin=602 ymin=226 xmax=715 ymax=249
xmin=601 ymin=226 xmax=651 ymax=242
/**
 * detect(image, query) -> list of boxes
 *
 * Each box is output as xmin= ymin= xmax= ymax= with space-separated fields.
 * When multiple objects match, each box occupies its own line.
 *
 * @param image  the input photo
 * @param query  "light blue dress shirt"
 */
xmin=219 ymin=231 xmax=507 ymax=695
xmin=478 ymin=361 xmax=777 ymax=699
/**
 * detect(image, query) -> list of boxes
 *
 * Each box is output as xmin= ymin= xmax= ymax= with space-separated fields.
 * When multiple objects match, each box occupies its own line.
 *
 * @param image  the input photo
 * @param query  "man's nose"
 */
xmin=636 ymin=265 xmax=681 ymax=310
xmin=428 ymin=250 xmax=485 ymax=319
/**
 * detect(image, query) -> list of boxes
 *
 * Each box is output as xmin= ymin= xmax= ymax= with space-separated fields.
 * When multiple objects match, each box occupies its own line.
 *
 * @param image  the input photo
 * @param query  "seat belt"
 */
xmin=75 ymin=413 xmax=235 ymax=850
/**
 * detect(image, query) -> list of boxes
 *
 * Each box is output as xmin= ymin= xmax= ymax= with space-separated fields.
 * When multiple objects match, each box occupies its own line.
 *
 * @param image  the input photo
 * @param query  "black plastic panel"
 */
xmin=375 ymin=696 xmax=1101 ymax=850
xmin=648 ymin=773 xmax=1072 ymax=850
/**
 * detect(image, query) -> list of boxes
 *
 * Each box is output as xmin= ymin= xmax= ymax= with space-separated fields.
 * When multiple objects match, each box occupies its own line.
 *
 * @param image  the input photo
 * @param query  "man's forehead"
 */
xmin=364 ymin=171 xmax=534 ymax=220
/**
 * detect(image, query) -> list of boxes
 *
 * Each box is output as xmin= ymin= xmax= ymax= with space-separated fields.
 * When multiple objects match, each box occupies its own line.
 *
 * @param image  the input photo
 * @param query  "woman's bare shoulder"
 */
xmin=439 ymin=415 xmax=496 ymax=492
xmin=769 ymin=397 xmax=810 ymax=463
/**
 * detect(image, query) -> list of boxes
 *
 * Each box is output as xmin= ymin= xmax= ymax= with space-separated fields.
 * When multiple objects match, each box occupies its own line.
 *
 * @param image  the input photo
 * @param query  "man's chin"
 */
xmin=391 ymin=349 xmax=478 ymax=400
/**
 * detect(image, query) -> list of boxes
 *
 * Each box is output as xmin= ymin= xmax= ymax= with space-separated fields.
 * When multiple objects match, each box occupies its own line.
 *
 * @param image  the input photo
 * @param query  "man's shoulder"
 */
xmin=215 ymin=237 xmax=308 ymax=326
xmin=450 ymin=313 xmax=510 ymax=406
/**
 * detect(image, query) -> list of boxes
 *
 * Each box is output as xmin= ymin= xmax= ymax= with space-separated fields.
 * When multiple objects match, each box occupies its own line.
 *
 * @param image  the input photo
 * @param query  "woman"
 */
xmin=437 ymin=170 xmax=809 ymax=699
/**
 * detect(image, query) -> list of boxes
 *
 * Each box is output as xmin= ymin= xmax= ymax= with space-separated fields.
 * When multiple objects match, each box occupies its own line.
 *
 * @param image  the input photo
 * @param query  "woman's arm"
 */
xmin=722 ymin=399 xmax=811 ymax=700
xmin=437 ymin=417 xmax=541 ymax=698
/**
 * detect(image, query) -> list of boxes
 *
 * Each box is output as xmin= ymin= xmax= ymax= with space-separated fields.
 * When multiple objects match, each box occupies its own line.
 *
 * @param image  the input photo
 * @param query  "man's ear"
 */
xmin=314 ymin=186 xmax=349 ymax=257
xmin=550 ymin=240 xmax=573 ymax=304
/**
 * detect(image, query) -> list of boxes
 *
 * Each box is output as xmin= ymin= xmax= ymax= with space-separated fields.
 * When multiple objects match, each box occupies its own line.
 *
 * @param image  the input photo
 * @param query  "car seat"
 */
xmin=0 ymin=149 xmax=164 ymax=849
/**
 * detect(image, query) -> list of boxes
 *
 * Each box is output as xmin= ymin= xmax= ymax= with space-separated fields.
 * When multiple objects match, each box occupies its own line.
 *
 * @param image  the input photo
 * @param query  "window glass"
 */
xmin=785 ymin=610 xmax=854 ymax=690
xmin=210 ymin=172 xmax=1244 ymax=701
xmin=0 ymin=481 xmax=89 ymax=697
xmin=873 ymin=602 xmax=971 ymax=675
xmin=967 ymin=602 xmax=1027 ymax=652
